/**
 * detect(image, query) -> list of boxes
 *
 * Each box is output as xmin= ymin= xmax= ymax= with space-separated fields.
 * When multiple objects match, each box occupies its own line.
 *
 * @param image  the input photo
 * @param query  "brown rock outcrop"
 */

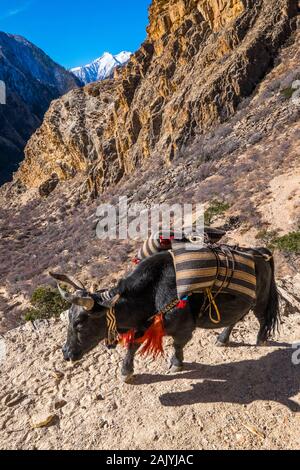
xmin=17 ymin=0 xmax=297 ymax=197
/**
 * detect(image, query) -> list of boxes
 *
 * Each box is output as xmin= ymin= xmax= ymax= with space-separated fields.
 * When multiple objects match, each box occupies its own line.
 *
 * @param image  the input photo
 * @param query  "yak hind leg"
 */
xmin=216 ymin=325 xmax=235 ymax=347
xmin=254 ymin=304 xmax=272 ymax=346
xmin=255 ymin=313 xmax=269 ymax=346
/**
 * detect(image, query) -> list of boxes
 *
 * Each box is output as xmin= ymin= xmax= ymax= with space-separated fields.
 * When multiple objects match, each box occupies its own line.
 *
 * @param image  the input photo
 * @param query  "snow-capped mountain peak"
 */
xmin=71 ymin=51 xmax=131 ymax=85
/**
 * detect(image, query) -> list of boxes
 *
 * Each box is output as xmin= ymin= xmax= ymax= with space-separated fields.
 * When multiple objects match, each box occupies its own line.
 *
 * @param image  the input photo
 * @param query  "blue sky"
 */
xmin=0 ymin=0 xmax=152 ymax=69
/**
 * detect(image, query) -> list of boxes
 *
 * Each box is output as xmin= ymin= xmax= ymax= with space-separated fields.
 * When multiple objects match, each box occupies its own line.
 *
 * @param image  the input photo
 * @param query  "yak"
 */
xmin=50 ymin=246 xmax=279 ymax=383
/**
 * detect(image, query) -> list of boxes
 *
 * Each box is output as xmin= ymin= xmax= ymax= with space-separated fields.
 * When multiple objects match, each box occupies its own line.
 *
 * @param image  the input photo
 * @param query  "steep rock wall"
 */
xmin=17 ymin=0 xmax=297 ymax=196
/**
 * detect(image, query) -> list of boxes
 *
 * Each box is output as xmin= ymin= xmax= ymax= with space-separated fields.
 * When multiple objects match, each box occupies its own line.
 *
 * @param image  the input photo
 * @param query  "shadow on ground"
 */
xmin=134 ymin=348 xmax=300 ymax=411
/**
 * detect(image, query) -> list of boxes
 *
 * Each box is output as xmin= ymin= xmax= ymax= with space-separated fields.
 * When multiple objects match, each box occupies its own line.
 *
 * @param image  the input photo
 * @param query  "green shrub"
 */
xmin=273 ymin=232 xmax=300 ymax=253
xmin=280 ymin=87 xmax=295 ymax=99
xmin=255 ymin=229 xmax=300 ymax=253
xmin=24 ymin=285 xmax=70 ymax=322
xmin=204 ymin=200 xmax=230 ymax=225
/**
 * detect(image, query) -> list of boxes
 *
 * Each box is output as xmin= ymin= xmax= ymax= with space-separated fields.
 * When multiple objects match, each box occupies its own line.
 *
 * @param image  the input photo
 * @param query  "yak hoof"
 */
xmin=256 ymin=340 xmax=267 ymax=346
xmin=169 ymin=364 xmax=183 ymax=374
xmin=215 ymin=339 xmax=229 ymax=347
xmin=121 ymin=372 xmax=134 ymax=384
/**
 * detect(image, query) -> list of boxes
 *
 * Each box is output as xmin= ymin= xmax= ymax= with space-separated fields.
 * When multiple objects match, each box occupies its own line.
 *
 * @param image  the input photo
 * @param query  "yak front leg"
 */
xmin=169 ymin=334 xmax=192 ymax=373
xmin=121 ymin=342 xmax=140 ymax=383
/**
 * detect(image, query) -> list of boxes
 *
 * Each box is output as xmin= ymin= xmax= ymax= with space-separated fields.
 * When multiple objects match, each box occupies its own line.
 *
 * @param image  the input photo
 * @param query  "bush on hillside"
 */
xmin=24 ymin=285 xmax=70 ymax=322
xmin=256 ymin=230 xmax=300 ymax=253
xmin=204 ymin=200 xmax=230 ymax=225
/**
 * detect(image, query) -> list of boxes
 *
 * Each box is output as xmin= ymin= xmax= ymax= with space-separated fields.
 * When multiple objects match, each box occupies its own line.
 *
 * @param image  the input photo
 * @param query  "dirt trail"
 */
xmin=1 ymin=306 xmax=300 ymax=450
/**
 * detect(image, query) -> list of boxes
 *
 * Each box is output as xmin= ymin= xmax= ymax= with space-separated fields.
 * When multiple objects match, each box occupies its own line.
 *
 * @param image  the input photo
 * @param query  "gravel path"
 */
xmin=1 ymin=308 xmax=299 ymax=450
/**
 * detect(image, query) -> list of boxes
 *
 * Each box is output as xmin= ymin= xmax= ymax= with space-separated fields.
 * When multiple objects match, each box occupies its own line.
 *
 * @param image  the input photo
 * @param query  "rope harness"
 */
xmin=149 ymin=298 xmax=182 ymax=321
xmin=199 ymin=244 xmax=235 ymax=324
xmin=205 ymin=288 xmax=221 ymax=324
xmin=105 ymin=295 xmax=120 ymax=347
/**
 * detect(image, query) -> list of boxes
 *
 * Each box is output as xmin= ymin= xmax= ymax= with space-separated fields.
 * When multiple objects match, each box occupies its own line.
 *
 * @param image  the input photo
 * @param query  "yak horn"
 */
xmin=49 ymin=272 xmax=85 ymax=290
xmin=53 ymin=276 xmax=95 ymax=311
xmin=56 ymin=284 xmax=95 ymax=311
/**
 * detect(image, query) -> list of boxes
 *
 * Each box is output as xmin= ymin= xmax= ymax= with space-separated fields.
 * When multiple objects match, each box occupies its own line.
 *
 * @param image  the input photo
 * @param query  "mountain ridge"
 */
xmin=0 ymin=32 xmax=81 ymax=185
xmin=71 ymin=51 xmax=131 ymax=84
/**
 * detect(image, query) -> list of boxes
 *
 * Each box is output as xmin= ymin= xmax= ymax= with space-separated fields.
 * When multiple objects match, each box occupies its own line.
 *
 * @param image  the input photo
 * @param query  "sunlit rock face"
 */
xmin=17 ymin=0 xmax=297 ymax=197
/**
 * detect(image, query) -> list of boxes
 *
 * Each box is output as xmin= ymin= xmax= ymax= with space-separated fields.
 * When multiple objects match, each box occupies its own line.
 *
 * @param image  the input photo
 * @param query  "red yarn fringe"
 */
xmin=119 ymin=314 xmax=166 ymax=359
xmin=159 ymin=236 xmax=174 ymax=249
xmin=177 ymin=299 xmax=187 ymax=309
xmin=119 ymin=329 xmax=136 ymax=348
xmin=137 ymin=313 xmax=165 ymax=358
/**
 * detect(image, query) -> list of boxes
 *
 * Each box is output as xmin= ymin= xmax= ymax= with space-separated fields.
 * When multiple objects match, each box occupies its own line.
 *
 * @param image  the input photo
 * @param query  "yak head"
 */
xmin=50 ymin=272 xmax=117 ymax=362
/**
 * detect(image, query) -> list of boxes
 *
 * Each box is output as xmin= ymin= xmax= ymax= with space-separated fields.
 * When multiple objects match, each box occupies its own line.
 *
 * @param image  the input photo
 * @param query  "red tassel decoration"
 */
xmin=132 ymin=257 xmax=140 ymax=265
xmin=159 ymin=238 xmax=171 ymax=249
xmin=177 ymin=299 xmax=188 ymax=309
xmin=119 ymin=312 xmax=168 ymax=358
xmin=136 ymin=313 xmax=165 ymax=358
xmin=159 ymin=235 xmax=174 ymax=249
xmin=119 ymin=329 xmax=136 ymax=348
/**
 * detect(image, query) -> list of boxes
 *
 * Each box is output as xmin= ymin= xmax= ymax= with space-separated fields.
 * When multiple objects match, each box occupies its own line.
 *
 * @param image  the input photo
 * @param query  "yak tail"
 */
xmin=261 ymin=255 xmax=280 ymax=340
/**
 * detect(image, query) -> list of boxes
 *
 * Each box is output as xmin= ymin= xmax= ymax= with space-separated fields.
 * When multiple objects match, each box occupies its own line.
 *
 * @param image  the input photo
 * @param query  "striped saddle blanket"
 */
xmin=137 ymin=233 xmax=257 ymax=303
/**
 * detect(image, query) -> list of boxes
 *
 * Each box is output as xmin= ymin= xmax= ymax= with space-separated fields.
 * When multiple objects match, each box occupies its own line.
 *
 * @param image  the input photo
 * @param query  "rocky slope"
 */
xmin=71 ymin=51 xmax=131 ymax=84
xmin=16 ymin=0 xmax=298 ymax=196
xmin=0 ymin=33 xmax=81 ymax=185
xmin=0 ymin=24 xmax=299 ymax=332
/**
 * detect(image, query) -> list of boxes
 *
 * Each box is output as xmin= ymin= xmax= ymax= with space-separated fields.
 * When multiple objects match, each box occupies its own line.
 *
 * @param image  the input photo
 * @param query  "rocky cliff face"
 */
xmin=0 ymin=33 xmax=81 ymax=185
xmin=17 ymin=0 xmax=297 ymax=196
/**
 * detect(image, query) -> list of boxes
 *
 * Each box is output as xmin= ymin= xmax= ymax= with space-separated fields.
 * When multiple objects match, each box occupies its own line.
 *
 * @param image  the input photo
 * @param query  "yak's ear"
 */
xmin=87 ymin=306 xmax=107 ymax=319
xmin=71 ymin=296 xmax=95 ymax=311
xmin=55 ymin=283 xmax=95 ymax=311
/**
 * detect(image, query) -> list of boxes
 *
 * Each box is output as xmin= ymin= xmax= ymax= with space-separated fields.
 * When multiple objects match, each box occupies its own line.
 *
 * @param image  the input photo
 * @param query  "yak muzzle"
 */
xmin=62 ymin=344 xmax=82 ymax=362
